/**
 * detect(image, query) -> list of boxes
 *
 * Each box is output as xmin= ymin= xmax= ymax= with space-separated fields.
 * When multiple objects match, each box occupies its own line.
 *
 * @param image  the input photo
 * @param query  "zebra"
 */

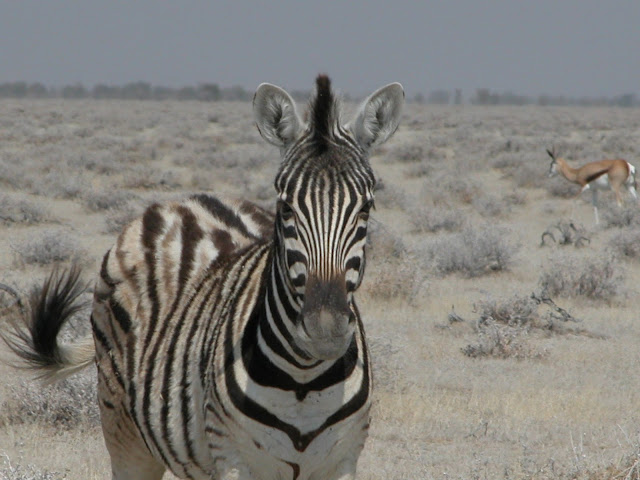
xmin=1 ymin=75 xmax=404 ymax=480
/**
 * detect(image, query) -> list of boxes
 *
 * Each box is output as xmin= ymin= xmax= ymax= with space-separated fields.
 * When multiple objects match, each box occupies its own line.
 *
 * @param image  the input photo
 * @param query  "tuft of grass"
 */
xmin=538 ymin=254 xmax=623 ymax=302
xmin=428 ymin=224 xmax=518 ymax=277
xmin=11 ymin=230 xmax=86 ymax=266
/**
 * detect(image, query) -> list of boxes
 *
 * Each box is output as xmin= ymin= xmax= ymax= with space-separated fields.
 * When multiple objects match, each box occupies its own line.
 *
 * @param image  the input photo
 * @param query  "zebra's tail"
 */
xmin=0 ymin=265 xmax=96 ymax=384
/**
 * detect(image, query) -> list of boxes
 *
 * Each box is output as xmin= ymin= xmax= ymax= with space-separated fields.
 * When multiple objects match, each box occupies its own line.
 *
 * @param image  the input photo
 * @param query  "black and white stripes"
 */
xmin=3 ymin=75 xmax=403 ymax=480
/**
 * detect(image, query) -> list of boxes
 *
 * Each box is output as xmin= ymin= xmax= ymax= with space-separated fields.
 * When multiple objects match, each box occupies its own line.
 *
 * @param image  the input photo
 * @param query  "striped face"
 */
xmin=254 ymin=74 xmax=404 ymax=361
xmin=274 ymin=151 xmax=375 ymax=359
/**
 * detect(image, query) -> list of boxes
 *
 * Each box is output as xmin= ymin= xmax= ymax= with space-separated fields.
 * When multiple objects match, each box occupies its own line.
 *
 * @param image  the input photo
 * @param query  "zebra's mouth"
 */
xmin=296 ymin=315 xmax=355 ymax=361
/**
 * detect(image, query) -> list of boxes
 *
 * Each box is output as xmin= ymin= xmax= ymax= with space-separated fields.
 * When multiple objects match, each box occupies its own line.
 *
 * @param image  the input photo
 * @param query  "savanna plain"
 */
xmin=1 ymin=98 xmax=640 ymax=479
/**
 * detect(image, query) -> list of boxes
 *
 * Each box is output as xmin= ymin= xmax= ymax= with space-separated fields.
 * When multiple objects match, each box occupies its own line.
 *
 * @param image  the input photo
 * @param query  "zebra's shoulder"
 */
xmin=112 ymin=194 xmax=273 ymax=267
xmin=188 ymin=194 xmax=274 ymax=242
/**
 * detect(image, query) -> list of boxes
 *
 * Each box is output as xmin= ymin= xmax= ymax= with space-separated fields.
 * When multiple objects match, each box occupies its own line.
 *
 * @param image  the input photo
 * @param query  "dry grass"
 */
xmin=2 ymin=100 xmax=640 ymax=479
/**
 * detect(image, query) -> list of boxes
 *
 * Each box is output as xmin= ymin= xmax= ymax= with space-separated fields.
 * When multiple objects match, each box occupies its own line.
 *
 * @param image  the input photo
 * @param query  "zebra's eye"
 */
xmin=358 ymin=199 xmax=375 ymax=220
xmin=279 ymin=201 xmax=295 ymax=220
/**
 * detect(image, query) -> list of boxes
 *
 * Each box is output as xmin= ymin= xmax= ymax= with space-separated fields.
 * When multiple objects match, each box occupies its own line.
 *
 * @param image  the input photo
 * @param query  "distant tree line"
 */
xmin=0 ymin=81 xmax=637 ymax=107
xmin=413 ymin=88 xmax=638 ymax=107
xmin=0 ymin=81 xmax=260 ymax=101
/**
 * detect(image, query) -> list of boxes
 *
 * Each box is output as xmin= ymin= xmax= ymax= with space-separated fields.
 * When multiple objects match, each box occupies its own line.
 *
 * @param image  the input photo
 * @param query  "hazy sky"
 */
xmin=2 ymin=1 xmax=639 ymax=99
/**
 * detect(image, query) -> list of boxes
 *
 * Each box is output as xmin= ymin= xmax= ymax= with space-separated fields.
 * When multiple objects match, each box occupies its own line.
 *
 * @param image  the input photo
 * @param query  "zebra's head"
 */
xmin=253 ymin=75 xmax=404 ymax=360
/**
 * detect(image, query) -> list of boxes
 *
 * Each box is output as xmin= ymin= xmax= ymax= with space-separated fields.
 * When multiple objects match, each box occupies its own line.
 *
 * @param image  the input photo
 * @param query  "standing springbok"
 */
xmin=1 ymin=75 xmax=404 ymax=480
xmin=546 ymin=148 xmax=638 ymax=223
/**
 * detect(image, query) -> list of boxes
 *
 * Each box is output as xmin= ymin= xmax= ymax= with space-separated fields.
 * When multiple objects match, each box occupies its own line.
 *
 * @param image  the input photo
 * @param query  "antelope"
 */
xmin=546 ymin=148 xmax=638 ymax=224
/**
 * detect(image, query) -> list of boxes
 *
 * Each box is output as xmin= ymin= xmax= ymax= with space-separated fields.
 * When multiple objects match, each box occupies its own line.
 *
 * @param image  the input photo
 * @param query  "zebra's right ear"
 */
xmin=253 ymin=83 xmax=304 ymax=148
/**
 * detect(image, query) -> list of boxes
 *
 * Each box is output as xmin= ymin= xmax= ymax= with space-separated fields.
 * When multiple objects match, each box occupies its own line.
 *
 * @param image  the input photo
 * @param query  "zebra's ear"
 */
xmin=349 ymin=82 xmax=404 ymax=150
xmin=253 ymin=83 xmax=304 ymax=148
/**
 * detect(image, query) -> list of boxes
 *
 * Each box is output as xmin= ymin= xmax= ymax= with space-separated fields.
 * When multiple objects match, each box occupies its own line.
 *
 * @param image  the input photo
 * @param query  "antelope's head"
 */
xmin=546 ymin=148 xmax=560 ymax=178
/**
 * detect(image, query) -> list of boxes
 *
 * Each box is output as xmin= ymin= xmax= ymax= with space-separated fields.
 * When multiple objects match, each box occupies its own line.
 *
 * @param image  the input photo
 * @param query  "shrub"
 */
xmin=0 ymin=455 xmax=61 ymax=480
xmin=410 ymin=205 xmax=463 ymax=233
xmin=0 ymin=370 xmax=99 ymax=430
xmin=608 ymin=228 xmax=640 ymax=260
xmin=82 ymin=189 xmax=136 ymax=212
xmin=373 ymin=178 xmax=409 ymax=210
xmin=538 ymin=254 xmax=623 ymax=302
xmin=546 ymin=176 xmax=579 ymax=198
xmin=472 ymin=193 xmax=505 ymax=218
xmin=363 ymin=220 xmax=428 ymax=302
xmin=428 ymin=224 xmax=518 ymax=277
xmin=600 ymin=204 xmax=640 ymax=228
xmin=458 ymin=293 xmax=588 ymax=359
xmin=104 ymin=205 xmax=141 ymax=234
xmin=0 ymin=195 xmax=51 ymax=225
xmin=12 ymin=230 xmax=85 ymax=266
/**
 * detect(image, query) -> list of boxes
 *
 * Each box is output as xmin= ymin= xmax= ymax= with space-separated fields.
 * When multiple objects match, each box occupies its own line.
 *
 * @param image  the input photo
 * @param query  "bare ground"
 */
xmin=1 ymin=99 xmax=640 ymax=479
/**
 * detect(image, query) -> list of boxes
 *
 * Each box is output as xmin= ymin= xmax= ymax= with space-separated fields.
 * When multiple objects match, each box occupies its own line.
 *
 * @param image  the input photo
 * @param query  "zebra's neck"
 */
xmin=241 ymin=246 xmax=359 ymax=392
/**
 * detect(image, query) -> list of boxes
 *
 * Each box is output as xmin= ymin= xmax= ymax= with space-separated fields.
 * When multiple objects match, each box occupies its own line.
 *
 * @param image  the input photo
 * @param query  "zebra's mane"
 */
xmin=308 ymin=74 xmax=339 ymax=153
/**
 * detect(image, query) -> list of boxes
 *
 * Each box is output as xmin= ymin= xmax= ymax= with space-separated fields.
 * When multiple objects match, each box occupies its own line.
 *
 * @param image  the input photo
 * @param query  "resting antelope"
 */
xmin=546 ymin=148 xmax=638 ymax=224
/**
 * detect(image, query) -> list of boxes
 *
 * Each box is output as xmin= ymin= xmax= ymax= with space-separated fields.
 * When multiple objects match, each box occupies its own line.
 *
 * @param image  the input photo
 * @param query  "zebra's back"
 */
xmin=92 ymin=194 xmax=275 ymax=478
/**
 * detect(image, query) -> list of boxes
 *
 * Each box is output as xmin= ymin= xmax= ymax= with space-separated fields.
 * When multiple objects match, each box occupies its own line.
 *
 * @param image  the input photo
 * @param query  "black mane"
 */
xmin=309 ymin=74 xmax=337 ymax=153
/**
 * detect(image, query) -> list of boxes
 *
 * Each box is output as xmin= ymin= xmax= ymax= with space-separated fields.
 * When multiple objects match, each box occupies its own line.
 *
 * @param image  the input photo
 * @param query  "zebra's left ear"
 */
xmin=349 ymin=83 xmax=404 ymax=150
xmin=253 ymin=83 xmax=304 ymax=148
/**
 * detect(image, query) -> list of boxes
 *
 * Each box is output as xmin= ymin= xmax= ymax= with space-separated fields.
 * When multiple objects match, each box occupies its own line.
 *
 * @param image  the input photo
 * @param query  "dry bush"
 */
xmin=410 ymin=204 xmax=463 ymax=233
xmin=0 ymin=371 xmax=99 ymax=431
xmin=494 ymin=152 xmax=548 ymax=189
xmin=457 ymin=293 xmax=591 ymax=360
xmin=461 ymin=295 xmax=545 ymax=360
xmin=104 ymin=205 xmax=142 ymax=234
xmin=502 ymin=190 xmax=527 ymax=207
xmin=82 ymin=189 xmax=137 ymax=212
xmin=362 ymin=220 xmax=428 ymax=302
xmin=11 ymin=230 xmax=86 ymax=266
xmin=0 ymin=455 xmax=61 ymax=480
xmin=40 ymin=170 xmax=86 ymax=199
xmin=546 ymin=176 xmax=580 ymax=198
xmin=539 ymin=254 xmax=623 ymax=302
xmin=427 ymin=174 xmax=480 ymax=205
xmin=0 ymin=195 xmax=52 ymax=225
xmin=427 ymin=224 xmax=518 ymax=277
xmin=472 ymin=193 xmax=505 ymax=218
xmin=121 ymin=165 xmax=180 ymax=190
xmin=607 ymin=228 xmax=640 ymax=260
xmin=600 ymin=204 xmax=640 ymax=228
xmin=383 ymin=142 xmax=426 ymax=164
xmin=373 ymin=178 xmax=410 ymax=210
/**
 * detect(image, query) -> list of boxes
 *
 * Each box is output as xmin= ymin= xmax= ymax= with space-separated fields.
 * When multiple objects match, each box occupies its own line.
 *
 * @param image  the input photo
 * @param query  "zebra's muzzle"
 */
xmin=296 ymin=274 xmax=355 ymax=360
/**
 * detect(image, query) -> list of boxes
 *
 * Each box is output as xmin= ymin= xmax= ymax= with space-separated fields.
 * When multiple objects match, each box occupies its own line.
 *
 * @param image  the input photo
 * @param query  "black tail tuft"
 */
xmin=1 ymin=265 xmax=89 ymax=371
